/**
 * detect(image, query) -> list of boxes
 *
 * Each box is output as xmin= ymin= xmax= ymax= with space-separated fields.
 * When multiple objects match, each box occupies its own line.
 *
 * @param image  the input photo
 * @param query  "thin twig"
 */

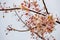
xmin=15 ymin=11 xmax=26 ymax=25
xmin=7 ymin=26 xmax=29 ymax=32
xmin=42 ymin=0 xmax=49 ymax=14
xmin=14 ymin=29 xmax=29 ymax=32
xmin=0 ymin=8 xmax=21 ymax=11
xmin=29 ymin=9 xmax=46 ymax=16
xmin=34 ymin=32 xmax=45 ymax=40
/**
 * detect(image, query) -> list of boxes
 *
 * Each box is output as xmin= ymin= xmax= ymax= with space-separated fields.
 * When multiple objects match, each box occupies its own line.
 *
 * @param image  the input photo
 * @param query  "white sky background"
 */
xmin=0 ymin=0 xmax=60 ymax=40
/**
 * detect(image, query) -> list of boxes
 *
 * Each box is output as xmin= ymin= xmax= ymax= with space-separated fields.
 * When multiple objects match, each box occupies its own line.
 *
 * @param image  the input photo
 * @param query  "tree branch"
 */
xmin=0 ymin=8 xmax=21 ymax=11
xmin=0 ymin=8 xmax=46 ymax=16
xmin=42 ymin=0 xmax=49 ymax=14
xmin=34 ymin=32 xmax=45 ymax=40
xmin=15 ymin=11 xmax=26 ymax=25
xmin=7 ymin=26 xmax=29 ymax=32
xmin=56 ymin=21 xmax=60 ymax=24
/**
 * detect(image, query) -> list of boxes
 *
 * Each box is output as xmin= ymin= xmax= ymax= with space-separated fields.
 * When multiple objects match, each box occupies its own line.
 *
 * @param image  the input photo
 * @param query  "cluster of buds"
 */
xmin=26 ymin=13 xmax=56 ymax=39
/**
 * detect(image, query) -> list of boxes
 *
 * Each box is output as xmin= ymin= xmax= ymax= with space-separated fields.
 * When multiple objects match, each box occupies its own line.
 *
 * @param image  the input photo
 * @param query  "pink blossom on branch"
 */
xmin=0 ymin=0 xmax=60 ymax=40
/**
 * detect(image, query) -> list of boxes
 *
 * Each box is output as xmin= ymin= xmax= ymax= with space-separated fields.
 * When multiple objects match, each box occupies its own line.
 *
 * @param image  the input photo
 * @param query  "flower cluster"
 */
xmin=26 ymin=14 xmax=56 ymax=40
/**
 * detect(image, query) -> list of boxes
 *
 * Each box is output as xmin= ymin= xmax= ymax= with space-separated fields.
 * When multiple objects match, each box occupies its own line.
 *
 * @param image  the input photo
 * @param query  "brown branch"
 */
xmin=34 ymin=32 xmax=45 ymax=40
xmin=0 ymin=8 xmax=46 ymax=16
xmin=42 ymin=0 xmax=49 ymax=14
xmin=7 ymin=26 xmax=29 ymax=32
xmin=14 ymin=29 xmax=29 ymax=32
xmin=56 ymin=21 xmax=60 ymax=24
xmin=15 ymin=11 xmax=26 ymax=25
xmin=0 ymin=8 xmax=21 ymax=11
xmin=29 ymin=9 xmax=46 ymax=16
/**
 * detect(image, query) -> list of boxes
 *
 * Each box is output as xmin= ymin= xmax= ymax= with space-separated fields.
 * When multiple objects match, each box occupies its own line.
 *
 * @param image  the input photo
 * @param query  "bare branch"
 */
xmin=0 ymin=8 xmax=21 ymax=11
xmin=0 ymin=8 xmax=45 ymax=16
xmin=15 ymin=11 xmax=26 ymax=24
xmin=29 ymin=9 xmax=46 ymax=16
xmin=56 ymin=21 xmax=60 ymax=24
xmin=7 ymin=26 xmax=29 ymax=32
xmin=14 ymin=29 xmax=29 ymax=32
xmin=34 ymin=32 xmax=45 ymax=40
xmin=42 ymin=0 xmax=49 ymax=14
